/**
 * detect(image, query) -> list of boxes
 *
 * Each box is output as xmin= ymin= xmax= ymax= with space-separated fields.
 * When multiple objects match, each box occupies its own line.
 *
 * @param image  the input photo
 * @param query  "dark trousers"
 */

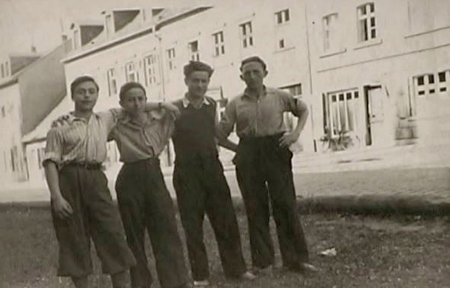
xmin=235 ymin=134 xmax=309 ymax=269
xmin=115 ymin=158 xmax=188 ymax=288
xmin=173 ymin=155 xmax=247 ymax=281
xmin=52 ymin=166 xmax=135 ymax=278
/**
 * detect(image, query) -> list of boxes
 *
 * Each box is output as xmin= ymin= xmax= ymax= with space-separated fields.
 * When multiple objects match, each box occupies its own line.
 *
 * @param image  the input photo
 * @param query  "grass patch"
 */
xmin=1 ymin=206 xmax=449 ymax=288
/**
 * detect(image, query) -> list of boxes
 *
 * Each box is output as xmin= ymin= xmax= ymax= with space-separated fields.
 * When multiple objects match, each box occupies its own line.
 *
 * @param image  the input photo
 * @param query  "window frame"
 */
xmin=275 ymin=9 xmax=290 ymax=25
xmin=357 ymin=3 xmax=377 ymax=42
xmin=212 ymin=31 xmax=225 ymax=57
xmin=239 ymin=21 xmax=254 ymax=49
xmin=125 ymin=61 xmax=139 ymax=83
xmin=106 ymin=68 xmax=118 ymax=96
xmin=144 ymin=54 xmax=158 ymax=86
xmin=166 ymin=48 xmax=176 ymax=70
xmin=188 ymin=40 xmax=200 ymax=61
xmin=322 ymin=13 xmax=339 ymax=52
xmin=324 ymin=89 xmax=360 ymax=137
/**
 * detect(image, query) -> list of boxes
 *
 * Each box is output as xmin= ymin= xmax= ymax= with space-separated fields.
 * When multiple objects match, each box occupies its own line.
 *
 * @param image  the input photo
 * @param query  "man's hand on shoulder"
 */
xmin=51 ymin=114 xmax=71 ymax=128
xmin=161 ymin=102 xmax=181 ymax=118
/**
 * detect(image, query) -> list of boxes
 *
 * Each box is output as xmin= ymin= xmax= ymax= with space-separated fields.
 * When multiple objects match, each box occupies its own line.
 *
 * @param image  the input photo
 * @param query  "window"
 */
xmin=278 ymin=39 xmax=285 ymax=49
xmin=188 ymin=41 xmax=199 ymax=61
xmin=107 ymin=68 xmax=117 ymax=96
xmin=414 ymin=70 xmax=450 ymax=97
xmin=281 ymin=83 xmax=302 ymax=97
xmin=144 ymin=55 xmax=158 ymax=86
xmin=240 ymin=21 xmax=253 ymax=48
xmin=357 ymin=3 xmax=377 ymax=42
xmin=1 ymin=106 xmax=5 ymax=118
xmin=4 ymin=62 xmax=8 ymax=76
xmin=105 ymin=14 xmax=114 ymax=35
xmin=212 ymin=31 xmax=225 ymax=56
xmin=275 ymin=9 xmax=290 ymax=24
xmin=166 ymin=48 xmax=176 ymax=70
xmin=323 ymin=13 xmax=339 ymax=52
xmin=73 ymin=30 xmax=80 ymax=49
xmin=280 ymin=83 xmax=301 ymax=132
xmin=125 ymin=62 xmax=138 ymax=82
xmin=324 ymin=89 xmax=360 ymax=137
xmin=1 ymin=64 xmax=4 ymax=78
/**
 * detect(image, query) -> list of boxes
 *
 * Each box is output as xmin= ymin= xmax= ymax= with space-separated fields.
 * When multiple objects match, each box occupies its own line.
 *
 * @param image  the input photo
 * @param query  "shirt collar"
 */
xmin=182 ymin=94 xmax=210 ymax=108
xmin=67 ymin=111 xmax=98 ymax=123
xmin=119 ymin=110 xmax=161 ymax=125
xmin=242 ymin=86 xmax=268 ymax=99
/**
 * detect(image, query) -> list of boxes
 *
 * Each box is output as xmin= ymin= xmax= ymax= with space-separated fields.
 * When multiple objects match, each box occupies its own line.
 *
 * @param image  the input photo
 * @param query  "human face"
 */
xmin=185 ymin=71 xmax=210 ymax=99
xmin=240 ymin=61 xmax=267 ymax=90
xmin=72 ymin=81 xmax=99 ymax=112
xmin=119 ymin=87 xmax=147 ymax=115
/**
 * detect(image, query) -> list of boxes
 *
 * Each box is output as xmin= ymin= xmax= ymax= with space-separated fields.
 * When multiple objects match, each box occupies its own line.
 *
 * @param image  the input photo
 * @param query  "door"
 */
xmin=365 ymin=86 xmax=389 ymax=147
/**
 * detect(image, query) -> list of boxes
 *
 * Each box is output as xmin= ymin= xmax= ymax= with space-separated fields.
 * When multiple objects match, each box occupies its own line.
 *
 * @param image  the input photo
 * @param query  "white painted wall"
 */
xmin=306 ymin=0 xmax=450 ymax=147
xmin=64 ymin=0 xmax=317 ymax=157
xmin=0 ymin=83 xmax=25 ymax=183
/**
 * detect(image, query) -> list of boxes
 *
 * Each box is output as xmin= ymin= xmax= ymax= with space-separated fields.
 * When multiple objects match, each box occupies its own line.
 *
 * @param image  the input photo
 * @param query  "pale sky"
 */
xmin=0 ymin=0 xmax=210 ymax=56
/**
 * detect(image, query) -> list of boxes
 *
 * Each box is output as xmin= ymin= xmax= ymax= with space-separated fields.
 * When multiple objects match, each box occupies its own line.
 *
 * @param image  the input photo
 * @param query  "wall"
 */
xmin=0 ymin=83 xmax=26 ymax=182
xmin=64 ymin=0 xmax=316 ymax=153
xmin=306 ymin=0 xmax=450 ymax=147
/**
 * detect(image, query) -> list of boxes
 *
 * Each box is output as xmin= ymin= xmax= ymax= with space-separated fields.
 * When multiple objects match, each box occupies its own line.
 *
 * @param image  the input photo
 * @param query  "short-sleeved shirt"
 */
xmin=220 ymin=86 xmax=301 ymax=138
xmin=109 ymin=110 xmax=175 ymax=163
xmin=43 ymin=109 xmax=121 ymax=167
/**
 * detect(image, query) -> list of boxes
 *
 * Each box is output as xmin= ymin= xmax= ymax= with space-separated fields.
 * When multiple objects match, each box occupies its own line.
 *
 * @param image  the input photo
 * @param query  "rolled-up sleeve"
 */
xmin=99 ymin=108 xmax=123 ymax=133
xmin=159 ymin=109 xmax=176 ymax=140
xmin=279 ymin=91 xmax=302 ymax=117
xmin=219 ymin=99 xmax=237 ymax=138
xmin=42 ymin=128 xmax=63 ymax=166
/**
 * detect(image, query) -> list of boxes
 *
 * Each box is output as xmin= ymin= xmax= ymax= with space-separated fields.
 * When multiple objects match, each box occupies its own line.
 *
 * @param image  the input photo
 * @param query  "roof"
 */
xmin=22 ymin=96 xmax=73 ymax=144
xmin=0 ymin=55 xmax=41 ymax=89
xmin=62 ymin=6 xmax=212 ymax=63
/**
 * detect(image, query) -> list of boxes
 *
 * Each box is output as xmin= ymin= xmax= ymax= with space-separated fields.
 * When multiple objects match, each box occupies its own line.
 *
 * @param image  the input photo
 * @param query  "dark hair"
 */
xmin=183 ymin=61 xmax=214 ymax=78
xmin=70 ymin=75 xmax=99 ymax=97
xmin=119 ymin=82 xmax=146 ymax=100
xmin=240 ymin=56 xmax=267 ymax=72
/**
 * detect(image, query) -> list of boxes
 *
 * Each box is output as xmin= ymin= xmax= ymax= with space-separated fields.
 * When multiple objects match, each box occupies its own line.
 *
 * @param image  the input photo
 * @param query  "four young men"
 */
xmin=44 ymin=57 xmax=316 ymax=287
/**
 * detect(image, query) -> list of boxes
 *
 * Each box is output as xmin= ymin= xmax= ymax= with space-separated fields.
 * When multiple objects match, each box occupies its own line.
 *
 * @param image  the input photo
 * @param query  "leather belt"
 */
xmin=67 ymin=162 xmax=103 ymax=170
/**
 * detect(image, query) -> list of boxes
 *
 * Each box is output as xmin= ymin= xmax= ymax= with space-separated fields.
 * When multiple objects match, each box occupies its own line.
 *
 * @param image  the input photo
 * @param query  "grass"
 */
xmin=1 ymin=204 xmax=450 ymax=288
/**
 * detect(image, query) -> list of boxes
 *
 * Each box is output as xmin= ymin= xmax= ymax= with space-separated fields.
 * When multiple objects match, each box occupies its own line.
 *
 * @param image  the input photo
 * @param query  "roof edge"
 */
xmin=62 ymin=6 xmax=212 ymax=64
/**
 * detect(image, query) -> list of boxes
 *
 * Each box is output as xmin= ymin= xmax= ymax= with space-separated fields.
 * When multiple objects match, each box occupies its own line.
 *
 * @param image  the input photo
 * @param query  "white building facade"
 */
xmin=306 ymin=0 xmax=450 ymax=150
xmin=61 ymin=0 xmax=317 ymax=170
xmin=18 ymin=0 xmax=450 ymax=189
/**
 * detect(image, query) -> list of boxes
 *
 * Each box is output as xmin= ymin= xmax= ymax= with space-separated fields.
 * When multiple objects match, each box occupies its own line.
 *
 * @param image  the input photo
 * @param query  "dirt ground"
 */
xmin=1 ymin=205 xmax=449 ymax=288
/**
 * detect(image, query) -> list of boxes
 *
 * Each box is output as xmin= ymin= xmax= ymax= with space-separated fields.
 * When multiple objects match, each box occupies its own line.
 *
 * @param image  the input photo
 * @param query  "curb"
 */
xmin=2 ymin=195 xmax=449 ymax=216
